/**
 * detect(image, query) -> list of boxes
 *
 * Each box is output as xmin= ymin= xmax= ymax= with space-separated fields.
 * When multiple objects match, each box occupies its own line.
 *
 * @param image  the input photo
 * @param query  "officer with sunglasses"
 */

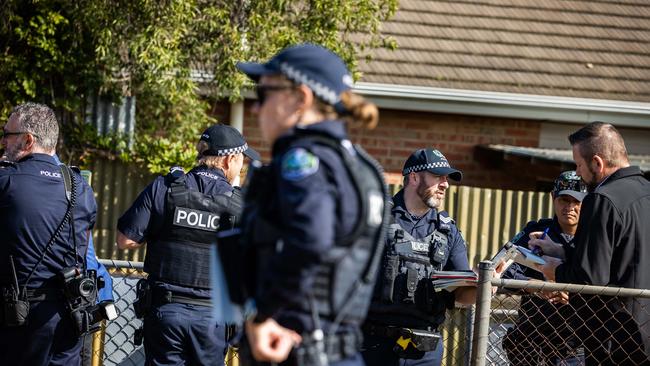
xmin=0 ymin=103 xmax=97 ymax=366
xmin=232 ymin=43 xmax=390 ymax=366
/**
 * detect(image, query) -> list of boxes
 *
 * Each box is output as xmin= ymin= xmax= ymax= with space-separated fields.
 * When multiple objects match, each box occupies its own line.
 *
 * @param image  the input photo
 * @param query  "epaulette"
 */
xmin=0 ymin=160 xmax=16 ymax=168
xmin=165 ymin=166 xmax=186 ymax=184
xmin=438 ymin=210 xmax=455 ymax=225
xmin=169 ymin=166 xmax=184 ymax=176
xmin=231 ymin=186 xmax=243 ymax=199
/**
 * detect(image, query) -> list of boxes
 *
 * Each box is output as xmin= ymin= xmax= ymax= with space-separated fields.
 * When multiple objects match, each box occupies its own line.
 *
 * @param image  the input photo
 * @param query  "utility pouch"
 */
xmin=394 ymin=263 xmax=419 ymax=305
xmin=2 ymin=287 xmax=29 ymax=327
xmin=380 ymin=254 xmax=399 ymax=303
xmin=3 ymin=256 xmax=29 ymax=327
xmin=133 ymin=279 xmax=151 ymax=319
xmin=415 ymin=279 xmax=447 ymax=314
xmin=69 ymin=306 xmax=101 ymax=336
xmin=134 ymin=326 xmax=144 ymax=346
xmin=294 ymin=329 xmax=328 ymax=366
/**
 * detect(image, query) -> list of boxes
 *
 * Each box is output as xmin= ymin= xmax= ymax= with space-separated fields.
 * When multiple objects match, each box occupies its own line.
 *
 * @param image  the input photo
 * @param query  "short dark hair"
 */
xmin=568 ymin=121 xmax=628 ymax=167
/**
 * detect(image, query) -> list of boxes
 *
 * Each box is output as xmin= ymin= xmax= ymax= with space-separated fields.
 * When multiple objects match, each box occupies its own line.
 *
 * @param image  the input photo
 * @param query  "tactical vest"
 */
xmin=144 ymin=168 xmax=242 ymax=289
xmin=368 ymin=214 xmax=456 ymax=329
xmin=243 ymin=129 xmax=389 ymax=325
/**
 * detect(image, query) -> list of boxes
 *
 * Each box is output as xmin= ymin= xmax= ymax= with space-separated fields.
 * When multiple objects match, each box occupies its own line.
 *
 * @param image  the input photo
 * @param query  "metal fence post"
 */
xmin=464 ymin=304 xmax=476 ymax=366
xmin=470 ymin=260 xmax=494 ymax=366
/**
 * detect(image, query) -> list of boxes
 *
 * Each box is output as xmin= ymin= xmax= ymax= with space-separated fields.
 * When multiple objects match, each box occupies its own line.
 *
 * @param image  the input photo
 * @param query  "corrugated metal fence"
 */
xmin=88 ymin=158 xmax=154 ymax=261
xmin=90 ymin=158 xmax=553 ymax=266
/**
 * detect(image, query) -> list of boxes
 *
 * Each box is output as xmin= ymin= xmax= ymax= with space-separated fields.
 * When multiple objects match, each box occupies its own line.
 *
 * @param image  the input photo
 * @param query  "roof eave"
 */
xmin=353 ymin=82 xmax=650 ymax=128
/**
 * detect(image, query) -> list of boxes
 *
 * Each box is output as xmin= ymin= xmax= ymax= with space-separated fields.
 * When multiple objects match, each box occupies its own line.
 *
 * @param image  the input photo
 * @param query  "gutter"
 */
xmin=353 ymin=82 xmax=650 ymax=128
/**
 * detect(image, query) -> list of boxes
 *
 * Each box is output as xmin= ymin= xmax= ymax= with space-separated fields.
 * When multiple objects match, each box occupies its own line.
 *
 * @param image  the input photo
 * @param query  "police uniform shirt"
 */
xmin=391 ymin=190 xmax=471 ymax=272
xmin=117 ymin=166 xmax=236 ymax=298
xmin=254 ymin=120 xmax=361 ymax=330
xmin=0 ymin=153 xmax=97 ymax=288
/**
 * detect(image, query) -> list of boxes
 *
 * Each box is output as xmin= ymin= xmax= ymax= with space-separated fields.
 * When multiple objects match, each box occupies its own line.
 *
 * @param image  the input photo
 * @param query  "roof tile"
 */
xmin=360 ymin=0 xmax=650 ymax=102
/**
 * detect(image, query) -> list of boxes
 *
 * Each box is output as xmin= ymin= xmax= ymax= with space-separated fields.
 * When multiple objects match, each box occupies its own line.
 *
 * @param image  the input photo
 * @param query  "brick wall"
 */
xmin=218 ymin=101 xmax=551 ymax=191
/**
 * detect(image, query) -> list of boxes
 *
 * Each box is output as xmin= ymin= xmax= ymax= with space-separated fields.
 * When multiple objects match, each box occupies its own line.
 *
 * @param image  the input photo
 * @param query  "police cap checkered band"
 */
xmin=200 ymin=124 xmax=260 ymax=161
xmin=402 ymin=148 xmax=463 ymax=182
xmin=212 ymin=143 xmax=249 ymax=156
xmin=403 ymin=161 xmax=451 ymax=175
xmin=237 ymin=43 xmax=353 ymax=115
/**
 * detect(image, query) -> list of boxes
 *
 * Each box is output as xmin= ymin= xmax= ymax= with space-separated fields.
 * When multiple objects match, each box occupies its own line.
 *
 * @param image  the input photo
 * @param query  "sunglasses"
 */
xmin=255 ymin=84 xmax=295 ymax=105
xmin=1 ymin=130 xmax=30 ymax=139
xmin=554 ymin=178 xmax=587 ymax=193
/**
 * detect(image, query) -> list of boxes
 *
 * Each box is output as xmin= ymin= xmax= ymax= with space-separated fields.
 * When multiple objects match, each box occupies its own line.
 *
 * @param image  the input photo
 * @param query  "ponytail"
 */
xmin=340 ymin=91 xmax=379 ymax=130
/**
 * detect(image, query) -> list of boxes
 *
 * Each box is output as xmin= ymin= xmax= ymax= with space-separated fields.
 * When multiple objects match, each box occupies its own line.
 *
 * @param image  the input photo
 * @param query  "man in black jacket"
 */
xmin=534 ymin=122 xmax=650 ymax=365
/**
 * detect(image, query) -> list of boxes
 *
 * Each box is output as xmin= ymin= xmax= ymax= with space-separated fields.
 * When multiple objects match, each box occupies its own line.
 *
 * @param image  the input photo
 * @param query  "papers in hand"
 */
xmin=430 ymin=270 xmax=478 ymax=292
xmin=490 ymin=241 xmax=546 ymax=273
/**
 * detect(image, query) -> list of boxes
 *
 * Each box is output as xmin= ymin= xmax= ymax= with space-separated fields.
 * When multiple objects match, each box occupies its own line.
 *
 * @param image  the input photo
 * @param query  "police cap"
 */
xmin=236 ymin=43 xmax=354 ymax=115
xmin=200 ymin=124 xmax=260 ymax=161
xmin=402 ymin=148 xmax=462 ymax=182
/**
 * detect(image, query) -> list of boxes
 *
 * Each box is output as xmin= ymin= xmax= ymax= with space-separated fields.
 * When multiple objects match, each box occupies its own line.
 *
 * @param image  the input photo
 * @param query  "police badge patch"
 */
xmin=281 ymin=148 xmax=319 ymax=181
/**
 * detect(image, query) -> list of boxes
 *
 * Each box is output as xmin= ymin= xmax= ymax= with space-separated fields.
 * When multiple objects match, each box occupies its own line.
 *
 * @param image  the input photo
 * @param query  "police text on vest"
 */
xmin=173 ymin=207 xmax=220 ymax=232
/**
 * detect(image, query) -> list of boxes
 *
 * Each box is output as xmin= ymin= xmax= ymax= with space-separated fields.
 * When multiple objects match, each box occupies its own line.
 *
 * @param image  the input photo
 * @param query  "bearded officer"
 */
xmin=116 ymin=124 xmax=259 ymax=366
xmin=362 ymin=148 xmax=476 ymax=366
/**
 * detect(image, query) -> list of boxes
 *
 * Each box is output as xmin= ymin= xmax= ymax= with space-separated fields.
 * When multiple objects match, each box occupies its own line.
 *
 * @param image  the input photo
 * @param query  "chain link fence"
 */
xmin=94 ymin=260 xmax=240 ymax=366
xmin=93 ymin=259 xmax=650 ymax=366
xmin=98 ymin=259 xmax=146 ymax=366
xmin=471 ymin=261 xmax=650 ymax=366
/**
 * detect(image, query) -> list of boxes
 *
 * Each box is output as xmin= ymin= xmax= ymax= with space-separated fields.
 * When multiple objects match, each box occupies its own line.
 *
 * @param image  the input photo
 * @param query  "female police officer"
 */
xmin=235 ymin=43 xmax=390 ymax=365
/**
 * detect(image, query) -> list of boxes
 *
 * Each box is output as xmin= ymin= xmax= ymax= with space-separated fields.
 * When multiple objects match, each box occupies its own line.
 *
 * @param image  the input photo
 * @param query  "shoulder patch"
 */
xmin=0 ymin=160 xmax=16 ymax=168
xmin=281 ymin=148 xmax=319 ymax=181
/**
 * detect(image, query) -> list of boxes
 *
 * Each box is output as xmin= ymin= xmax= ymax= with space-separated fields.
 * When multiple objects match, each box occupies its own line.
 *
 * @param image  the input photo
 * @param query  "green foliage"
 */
xmin=1 ymin=0 xmax=398 ymax=174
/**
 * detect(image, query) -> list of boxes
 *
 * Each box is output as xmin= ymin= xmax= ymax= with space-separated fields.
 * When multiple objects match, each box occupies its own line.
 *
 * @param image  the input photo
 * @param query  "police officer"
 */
xmin=0 ymin=103 xmax=98 ymax=366
xmin=501 ymin=171 xmax=587 ymax=365
xmin=116 ymin=124 xmax=258 ymax=366
xmin=52 ymin=154 xmax=115 ymax=365
xmin=361 ymin=148 xmax=476 ymax=366
xmin=235 ymin=43 xmax=389 ymax=365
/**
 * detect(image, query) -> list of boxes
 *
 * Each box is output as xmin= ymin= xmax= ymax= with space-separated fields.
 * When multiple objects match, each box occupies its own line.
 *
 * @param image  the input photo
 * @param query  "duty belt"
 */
xmin=363 ymin=323 xmax=440 ymax=352
xmin=152 ymin=289 xmax=212 ymax=307
xmin=298 ymin=330 xmax=362 ymax=363
xmin=25 ymin=288 xmax=64 ymax=302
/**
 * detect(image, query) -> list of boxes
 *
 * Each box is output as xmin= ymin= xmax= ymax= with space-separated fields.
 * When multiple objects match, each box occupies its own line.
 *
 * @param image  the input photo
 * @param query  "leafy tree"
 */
xmin=0 ymin=0 xmax=397 ymax=173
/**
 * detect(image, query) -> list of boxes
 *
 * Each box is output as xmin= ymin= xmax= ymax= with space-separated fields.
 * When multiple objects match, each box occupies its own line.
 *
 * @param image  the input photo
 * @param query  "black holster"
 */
xmin=133 ymin=279 xmax=151 ymax=319
xmin=365 ymin=323 xmax=440 ymax=359
xmin=69 ymin=305 xmax=101 ymax=336
xmin=380 ymin=254 xmax=399 ymax=303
